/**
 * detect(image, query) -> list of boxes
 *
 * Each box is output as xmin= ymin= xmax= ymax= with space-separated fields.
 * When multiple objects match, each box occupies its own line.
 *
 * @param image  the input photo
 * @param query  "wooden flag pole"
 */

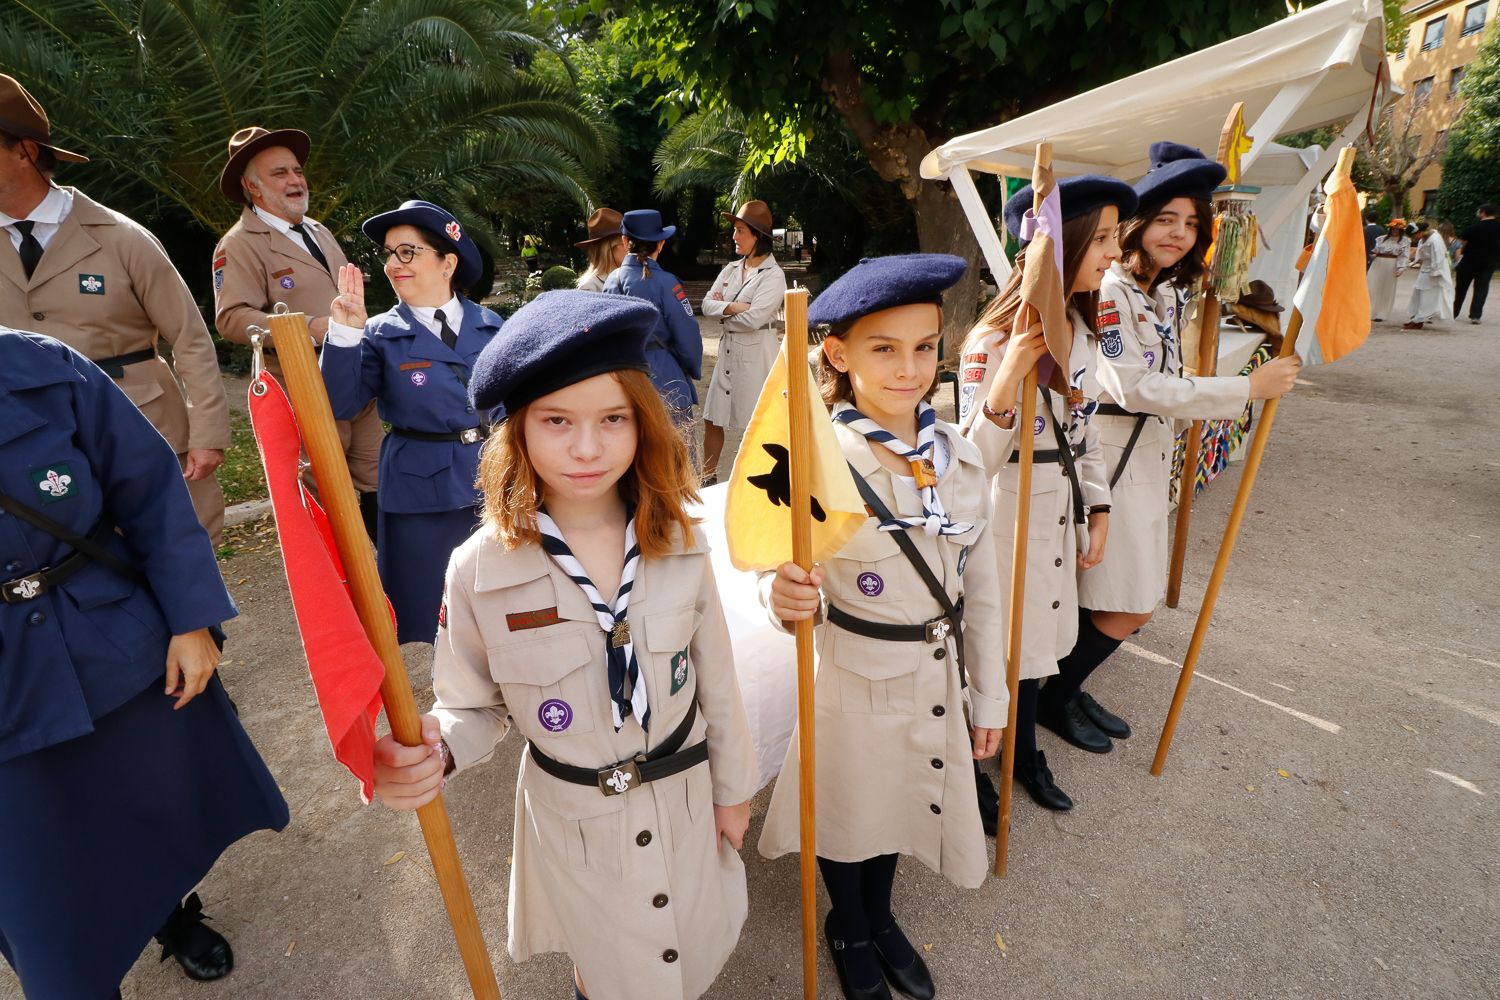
xmin=267 ymin=311 xmax=502 ymax=1000
xmin=782 ymin=288 xmax=819 ymax=999
xmin=1164 ymin=287 xmax=1218 ymax=609
xmin=996 ymin=140 xmax=1051 ymax=876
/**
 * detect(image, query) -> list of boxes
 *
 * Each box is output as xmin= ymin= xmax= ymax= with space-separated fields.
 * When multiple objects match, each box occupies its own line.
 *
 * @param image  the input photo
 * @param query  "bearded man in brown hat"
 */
xmin=0 ymin=74 xmax=231 ymax=542
xmin=211 ymin=125 xmax=384 ymax=535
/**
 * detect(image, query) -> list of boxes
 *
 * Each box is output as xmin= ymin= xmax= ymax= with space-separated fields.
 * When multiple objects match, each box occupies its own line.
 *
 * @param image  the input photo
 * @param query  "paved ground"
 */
xmin=5 ymin=274 xmax=1497 ymax=1000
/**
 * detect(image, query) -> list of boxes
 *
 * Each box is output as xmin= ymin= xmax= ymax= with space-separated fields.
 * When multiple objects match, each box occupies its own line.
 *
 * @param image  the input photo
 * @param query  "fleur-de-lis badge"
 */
xmin=11 ymin=578 xmax=41 ymax=600
xmin=606 ymin=768 xmax=633 ymax=794
xmin=38 ymin=470 xmax=71 ymax=497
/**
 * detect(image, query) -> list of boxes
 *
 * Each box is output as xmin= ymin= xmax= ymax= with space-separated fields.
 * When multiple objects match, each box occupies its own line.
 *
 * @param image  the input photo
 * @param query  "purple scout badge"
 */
xmin=857 ymin=572 xmax=884 ymax=597
xmin=538 ymin=699 xmax=572 ymax=733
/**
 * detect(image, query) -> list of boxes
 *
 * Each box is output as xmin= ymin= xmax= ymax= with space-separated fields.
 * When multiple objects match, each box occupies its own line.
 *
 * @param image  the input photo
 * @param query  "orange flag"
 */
xmin=1292 ymin=160 xmax=1371 ymax=365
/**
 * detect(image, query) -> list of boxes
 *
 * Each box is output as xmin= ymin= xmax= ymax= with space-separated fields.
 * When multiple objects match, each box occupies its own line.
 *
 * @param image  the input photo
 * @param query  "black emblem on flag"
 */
xmin=747 ymin=444 xmax=827 ymax=522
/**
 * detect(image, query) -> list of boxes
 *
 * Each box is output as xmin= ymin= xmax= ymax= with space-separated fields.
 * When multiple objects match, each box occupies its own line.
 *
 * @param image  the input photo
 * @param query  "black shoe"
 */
xmin=155 ymin=893 xmax=233 ymax=982
xmin=1039 ymin=696 xmax=1112 ymax=753
xmin=974 ymin=761 xmax=998 ymax=837
xmin=825 ymin=914 xmax=893 ymax=1000
xmin=1016 ymin=751 xmax=1074 ymax=811
xmin=575 ymin=987 xmax=587 ymax=1000
xmin=1076 ymin=691 xmax=1131 ymax=739
xmin=872 ymin=920 xmax=934 ymax=1000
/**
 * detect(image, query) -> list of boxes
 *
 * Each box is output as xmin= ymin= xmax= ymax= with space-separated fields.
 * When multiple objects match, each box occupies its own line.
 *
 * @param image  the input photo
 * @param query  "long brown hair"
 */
xmin=477 ymin=369 xmax=700 ymax=559
xmin=1118 ymin=195 xmax=1213 ymax=291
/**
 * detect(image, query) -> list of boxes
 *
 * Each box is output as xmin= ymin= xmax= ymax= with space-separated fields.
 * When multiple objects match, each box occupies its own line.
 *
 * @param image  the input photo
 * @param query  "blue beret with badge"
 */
xmin=1132 ymin=142 xmax=1228 ymax=208
xmin=1003 ymin=175 xmax=1139 ymax=246
xmin=469 ymin=290 xmax=657 ymax=415
xmin=362 ymin=199 xmax=484 ymax=290
xmin=807 ymin=253 xmax=966 ymax=328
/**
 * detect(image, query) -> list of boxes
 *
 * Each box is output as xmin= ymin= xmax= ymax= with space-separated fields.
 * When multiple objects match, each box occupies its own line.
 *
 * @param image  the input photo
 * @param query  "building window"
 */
xmin=1422 ymin=16 xmax=1447 ymax=50
xmin=1414 ymin=76 xmax=1436 ymax=105
xmin=1421 ymin=189 xmax=1440 ymax=213
xmin=1434 ymin=129 xmax=1449 ymax=154
xmin=1462 ymin=1 xmax=1487 ymax=36
xmin=1395 ymin=29 xmax=1409 ymax=58
xmin=1450 ymin=65 xmax=1467 ymax=98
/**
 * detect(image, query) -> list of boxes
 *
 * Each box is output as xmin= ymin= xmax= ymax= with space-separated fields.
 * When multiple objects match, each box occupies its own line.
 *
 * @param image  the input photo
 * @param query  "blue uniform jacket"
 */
xmin=0 ymin=330 xmax=236 ymax=764
xmin=602 ymin=255 xmax=702 ymax=410
xmin=321 ymin=298 xmax=504 ymax=515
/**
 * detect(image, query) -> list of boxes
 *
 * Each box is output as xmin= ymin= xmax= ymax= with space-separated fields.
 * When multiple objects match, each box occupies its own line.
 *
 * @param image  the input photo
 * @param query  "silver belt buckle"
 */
xmin=3 ymin=573 xmax=45 ymax=604
xmin=598 ymin=757 xmax=643 ymax=796
xmin=925 ymin=616 xmax=953 ymax=643
xmin=460 ymin=427 xmax=482 ymax=445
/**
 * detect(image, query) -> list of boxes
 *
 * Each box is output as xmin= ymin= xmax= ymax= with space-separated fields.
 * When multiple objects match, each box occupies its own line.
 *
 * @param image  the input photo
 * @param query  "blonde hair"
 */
xmin=578 ymin=238 xmax=619 ymax=288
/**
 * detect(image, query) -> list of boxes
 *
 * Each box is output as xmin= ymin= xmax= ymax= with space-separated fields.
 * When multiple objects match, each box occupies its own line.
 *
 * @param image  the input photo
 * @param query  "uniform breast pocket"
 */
xmin=644 ymin=605 xmax=699 ymax=700
xmin=833 ymin=530 xmax=908 ymax=604
xmin=489 ymin=629 xmax=598 ymax=737
xmin=831 ymin=630 xmax=920 ymax=716
xmin=59 ymin=566 xmax=168 ymax=650
xmin=995 ymin=471 xmax=1060 ymax=539
xmin=524 ymin=787 xmax=623 ymax=883
xmin=393 ymin=441 xmax=453 ymax=506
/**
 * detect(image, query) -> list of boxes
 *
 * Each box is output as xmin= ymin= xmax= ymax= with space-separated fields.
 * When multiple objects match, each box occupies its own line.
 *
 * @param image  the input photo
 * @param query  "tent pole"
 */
xmin=948 ymin=167 xmax=1013 ymax=284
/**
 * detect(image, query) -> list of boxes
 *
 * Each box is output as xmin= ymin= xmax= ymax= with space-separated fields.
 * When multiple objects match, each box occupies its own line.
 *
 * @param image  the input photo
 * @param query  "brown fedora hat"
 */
xmin=721 ymin=199 xmax=773 ymax=238
xmin=574 ymin=207 xmax=624 ymax=246
xmin=218 ymin=126 xmax=311 ymax=202
xmin=0 ymin=74 xmax=88 ymax=163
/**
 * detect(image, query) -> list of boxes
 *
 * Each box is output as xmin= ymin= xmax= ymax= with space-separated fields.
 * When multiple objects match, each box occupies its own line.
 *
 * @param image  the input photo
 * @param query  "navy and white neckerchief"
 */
xmin=833 ymin=401 xmax=973 ymax=537
xmin=536 ymin=509 xmax=647 ymax=732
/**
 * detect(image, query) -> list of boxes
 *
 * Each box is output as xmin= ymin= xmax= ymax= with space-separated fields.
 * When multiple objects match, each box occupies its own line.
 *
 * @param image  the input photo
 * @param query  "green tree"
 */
xmin=1436 ymin=22 xmax=1500 ymax=226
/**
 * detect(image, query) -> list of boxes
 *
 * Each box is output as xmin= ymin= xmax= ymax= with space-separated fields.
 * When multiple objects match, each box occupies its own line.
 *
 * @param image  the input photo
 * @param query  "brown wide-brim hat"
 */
xmin=218 ymin=126 xmax=311 ymax=202
xmin=721 ymin=199 xmax=773 ymax=238
xmin=1234 ymin=279 xmax=1283 ymax=314
xmin=0 ymin=74 xmax=88 ymax=163
xmin=574 ymin=207 xmax=624 ymax=247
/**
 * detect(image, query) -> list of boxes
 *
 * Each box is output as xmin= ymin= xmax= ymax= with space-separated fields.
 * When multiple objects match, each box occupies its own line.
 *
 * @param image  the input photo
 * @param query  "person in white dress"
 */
xmin=1366 ymin=220 xmax=1409 ymax=322
xmin=1404 ymin=222 xmax=1456 ymax=329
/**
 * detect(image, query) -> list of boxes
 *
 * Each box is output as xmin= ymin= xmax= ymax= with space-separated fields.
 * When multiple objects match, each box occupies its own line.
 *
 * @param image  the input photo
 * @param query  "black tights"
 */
xmin=1015 ymin=678 xmax=1040 ymax=770
xmin=818 ymin=853 xmax=898 ymax=941
xmin=1041 ymin=607 xmax=1123 ymax=712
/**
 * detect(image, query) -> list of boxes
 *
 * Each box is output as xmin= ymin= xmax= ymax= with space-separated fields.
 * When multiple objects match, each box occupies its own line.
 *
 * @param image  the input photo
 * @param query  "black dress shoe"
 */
xmin=826 ymin=914 xmax=893 ymax=1000
xmin=1076 ymin=691 xmax=1131 ymax=738
xmin=872 ymin=920 xmax=934 ymax=1000
xmin=1016 ymin=751 xmax=1073 ymax=811
xmin=155 ymin=893 xmax=234 ymax=982
xmin=974 ymin=761 xmax=998 ymax=837
xmin=1039 ymin=695 xmax=1112 ymax=753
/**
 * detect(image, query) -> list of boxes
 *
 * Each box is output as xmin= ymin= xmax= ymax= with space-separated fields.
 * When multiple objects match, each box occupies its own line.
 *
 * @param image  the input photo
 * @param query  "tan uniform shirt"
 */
xmin=701 ymin=256 xmax=787 ymax=429
xmin=430 ymin=524 xmax=758 ymax=1000
xmin=757 ymin=420 xmax=1007 ymax=889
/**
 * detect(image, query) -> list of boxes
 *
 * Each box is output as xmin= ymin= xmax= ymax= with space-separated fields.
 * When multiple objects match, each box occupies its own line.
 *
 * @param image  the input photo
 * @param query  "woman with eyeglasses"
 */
xmin=320 ymin=199 xmax=505 ymax=644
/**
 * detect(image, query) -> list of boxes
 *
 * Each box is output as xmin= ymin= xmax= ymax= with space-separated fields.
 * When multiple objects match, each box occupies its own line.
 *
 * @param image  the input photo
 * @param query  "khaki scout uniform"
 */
xmin=1080 ymin=263 xmax=1249 ymax=614
xmin=700 ymin=255 xmax=787 ymax=430
xmin=212 ymin=206 xmax=382 ymax=492
xmin=958 ymin=309 xmax=1110 ymax=679
xmin=431 ymin=524 xmax=759 ymax=1000
xmin=757 ymin=421 xmax=1008 ymax=889
xmin=0 ymin=187 xmax=230 ymax=540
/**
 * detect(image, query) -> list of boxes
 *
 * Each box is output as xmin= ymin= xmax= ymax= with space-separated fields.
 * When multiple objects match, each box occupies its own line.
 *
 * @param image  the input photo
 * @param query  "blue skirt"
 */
xmin=379 ymin=505 xmax=482 ymax=645
xmin=0 ymin=674 xmax=288 ymax=999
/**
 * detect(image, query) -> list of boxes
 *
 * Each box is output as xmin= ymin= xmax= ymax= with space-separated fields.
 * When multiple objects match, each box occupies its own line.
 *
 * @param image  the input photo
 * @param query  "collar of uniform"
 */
xmin=252 ymin=205 xmax=323 ymax=236
xmin=0 ymin=184 xmax=70 ymax=228
xmin=835 ymin=415 xmax=981 ymax=500
xmin=406 ymin=295 xmax=463 ymax=337
xmin=1107 ymin=261 xmax=1151 ymax=304
xmin=473 ymin=536 xmax=551 ymax=592
xmin=46 ymin=188 xmax=114 ymax=228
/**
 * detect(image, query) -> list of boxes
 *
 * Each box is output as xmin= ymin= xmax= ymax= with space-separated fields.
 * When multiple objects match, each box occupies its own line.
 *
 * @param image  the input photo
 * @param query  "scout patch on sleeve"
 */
xmin=30 ymin=464 xmax=75 ymax=503
xmin=673 ymin=283 xmax=693 ymax=315
xmin=959 ymin=383 xmax=977 ymax=419
xmin=962 ymin=365 xmax=985 ymax=383
xmin=957 ymin=545 xmax=971 ymax=576
xmin=1097 ymin=309 xmax=1121 ymax=328
xmin=506 ymin=606 xmax=562 ymax=631
xmin=77 ymin=274 xmax=105 ymax=295
xmin=437 ymin=598 xmax=447 ymax=630
xmin=213 ymin=256 xmax=226 ymax=291
xmin=670 ymin=650 xmax=690 ymax=695
xmin=1098 ymin=299 xmax=1116 ymax=311
xmin=1100 ymin=330 xmax=1124 ymax=359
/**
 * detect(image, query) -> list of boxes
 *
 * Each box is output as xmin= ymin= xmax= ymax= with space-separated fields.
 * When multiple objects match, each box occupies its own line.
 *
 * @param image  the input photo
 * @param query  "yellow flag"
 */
xmin=724 ymin=302 xmax=865 ymax=573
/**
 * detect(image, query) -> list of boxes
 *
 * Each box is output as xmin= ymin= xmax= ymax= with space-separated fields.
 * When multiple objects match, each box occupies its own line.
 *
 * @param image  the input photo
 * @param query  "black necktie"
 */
xmin=290 ymin=222 xmax=331 ymax=274
xmin=13 ymin=220 xmax=42 ymax=279
xmin=434 ymin=308 xmax=458 ymax=353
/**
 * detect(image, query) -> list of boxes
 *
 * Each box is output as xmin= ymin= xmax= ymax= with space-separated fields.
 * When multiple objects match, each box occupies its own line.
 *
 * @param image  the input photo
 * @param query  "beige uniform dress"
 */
xmin=700 ymin=256 xmax=787 ymax=429
xmin=0 ymin=186 xmax=230 ymax=540
xmin=431 ymin=524 xmax=759 ymax=1000
xmin=757 ymin=420 xmax=1008 ymax=889
xmin=1079 ymin=264 xmax=1248 ymax=613
xmin=1367 ymin=234 xmax=1408 ymax=321
xmin=212 ymin=205 xmax=383 ymax=493
xmin=957 ymin=309 xmax=1110 ymax=678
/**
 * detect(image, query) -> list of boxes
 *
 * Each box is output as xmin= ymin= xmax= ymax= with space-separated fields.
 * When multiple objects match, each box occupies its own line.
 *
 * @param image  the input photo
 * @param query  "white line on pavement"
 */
xmin=1411 ymin=689 xmax=1500 ymax=728
xmin=1432 ymin=646 xmax=1500 ymax=670
xmin=1121 ymin=642 xmax=1343 ymax=735
xmin=1426 ymin=770 xmax=1485 ymax=795
xmin=1269 ymin=682 xmax=1296 ymax=692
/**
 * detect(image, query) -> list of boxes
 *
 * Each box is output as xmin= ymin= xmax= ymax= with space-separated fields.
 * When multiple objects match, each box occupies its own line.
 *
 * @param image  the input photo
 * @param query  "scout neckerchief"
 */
xmin=537 ymin=509 xmax=648 ymax=732
xmin=832 ymin=401 xmax=972 ymax=537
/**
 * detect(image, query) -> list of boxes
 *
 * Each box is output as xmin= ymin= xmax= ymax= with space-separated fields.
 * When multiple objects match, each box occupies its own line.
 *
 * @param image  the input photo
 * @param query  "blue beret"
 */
xmin=808 ymin=254 xmax=966 ymax=328
xmin=1133 ymin=142 xmax=1227 ymax=208
xmin=363 ymin=200 xmax=485 ymax=290
xmin=1003 ymin=175 xmax=1139 ymax=245
xmin=469 ymin=290 xmax=656 ymax=415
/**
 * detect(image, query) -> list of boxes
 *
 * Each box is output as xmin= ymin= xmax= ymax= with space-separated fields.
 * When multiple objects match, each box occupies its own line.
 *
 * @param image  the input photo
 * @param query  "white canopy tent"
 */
xmin=920 ymin=0 xmax=1392 ymax=291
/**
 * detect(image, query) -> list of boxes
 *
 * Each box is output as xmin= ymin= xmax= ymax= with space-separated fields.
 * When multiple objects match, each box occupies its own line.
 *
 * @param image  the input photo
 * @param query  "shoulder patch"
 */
xmin=1098 ymin=309 xmax=1121 ymax=327
xmin=1098 ymin=299 xmax=1116 ymax=311
xmin=962 ymin=365 xmax=985 ymax=383
xmin=1100 ymin=330 xmax=1124 ymax=359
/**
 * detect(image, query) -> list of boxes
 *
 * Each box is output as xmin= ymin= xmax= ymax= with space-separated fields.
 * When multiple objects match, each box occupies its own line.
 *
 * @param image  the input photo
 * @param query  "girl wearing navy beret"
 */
xmin=1052 ymin=144 xmax=1301 ymax=749
xmin=764 ymin=255 xmax=1009 ymax=1000
xmin=370 ymin=291 xmax=757 ymax=1000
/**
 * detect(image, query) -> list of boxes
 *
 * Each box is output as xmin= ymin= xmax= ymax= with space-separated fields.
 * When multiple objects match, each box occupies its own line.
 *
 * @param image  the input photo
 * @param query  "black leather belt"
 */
xmin=527 ymin=697 xmax=707 ymax=796
xmin=1 ymin=519 xmax=119 ymax=604
xmin=827 ymin=597 xmax=964 ymax=645
xmin=91 ymin=347 xmax=157 ymax=379
xmin=1009 ymin=441 xmax=1085 ymax=464
xmin=1095 ymin=402 xmax=1145 ymax=418
xmin=391 ymin=425 xmax=488 ymax=445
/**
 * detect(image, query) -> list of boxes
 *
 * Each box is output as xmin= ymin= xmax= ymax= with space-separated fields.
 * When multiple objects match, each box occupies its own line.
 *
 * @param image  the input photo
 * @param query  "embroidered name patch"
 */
xmin=1098 ymin=299 xmax=1116 ymax=311
xmin=962 ymin=366 xmax=985 ymax=383
xmin=271 ymin=268 xmax=294 ymax=279
xmin=399 ymin=361 xmax=432 ymax=370
xmin=670 ymin=651 xmax=690 ymax=695
xmin=962 ymin=352 xmax=988 ymax=366
xmin=1098 ymin=309 xmax=1121 ymax=327
xmin=507 ymin=607 xmax=562 ymax=631
xmin=78 ymin=274 xmax=104 ymax=295
xmin=31 ymin=464 xmax=75 ymax=503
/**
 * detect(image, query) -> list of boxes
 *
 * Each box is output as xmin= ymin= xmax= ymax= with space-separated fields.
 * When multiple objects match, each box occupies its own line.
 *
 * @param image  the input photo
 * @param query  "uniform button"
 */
xmin=931 ymin=758 xmax=944 ymax=769
xmin=930 ymin=804 xmax=942 ymax=815
xmin=1051 ymin=600 xmax=1060 ymax=609
xmin=636 ymin=830 xmax=652 ymax=847
xmin=27 ymin=611 xmax=46 ymax=626
xmin=653 ymin=893 xmax=669 ymax=908
xmin=3 ymin=560 xmax=21 ymax=573
xmin=31 ymin=311 xmax=44 ymax=321
xmin=931 ymin=705 xmax=945 ymax=717
xmin=933 ymin=648 xmax=946 ymax=661
xmin=1054 ymin=557 xmax=1063 ymax=567
xmin=662 ymin=949 xmax=679 ymax=963
xmin=1058 ymin=515 xmax=1066 ymax=525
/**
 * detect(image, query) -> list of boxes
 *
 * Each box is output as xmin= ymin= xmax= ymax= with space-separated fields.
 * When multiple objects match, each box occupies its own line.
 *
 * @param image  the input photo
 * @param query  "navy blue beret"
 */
xmin=1132 ymin=142 xmax=1227 ymax=208
xmin=807 ymin=254 xmax=966 ymax=328
xmin=363 ymin=200 xmax=484 ymax=290
xmin=1003 ymin=175 xmax=1139 ymax=245
xmin=469 ymin=290 xmax=656 ymax=415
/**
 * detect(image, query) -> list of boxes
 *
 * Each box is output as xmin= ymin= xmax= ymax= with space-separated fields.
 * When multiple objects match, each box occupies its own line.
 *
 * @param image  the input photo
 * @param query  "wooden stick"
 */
xmin=1151 ymin=306 xmax=1302 ymax=776
xmin=1165 ymin=286 xmax=1220 ymax=608
xmin=267 ymin=311 xmax=502 ymax=1000
xmin=782 ymin=288 xmax=818 ymax=1000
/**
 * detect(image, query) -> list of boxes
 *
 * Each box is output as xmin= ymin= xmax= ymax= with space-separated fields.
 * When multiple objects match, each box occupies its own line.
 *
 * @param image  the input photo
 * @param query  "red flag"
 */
xmin=248 ymin=373 xmax=385 ymax=801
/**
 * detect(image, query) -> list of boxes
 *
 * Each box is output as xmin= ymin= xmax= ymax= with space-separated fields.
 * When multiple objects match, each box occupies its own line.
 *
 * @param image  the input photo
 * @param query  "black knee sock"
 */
xmin=1042 ymin=608 xmax=1123 ymax=710
xmin=818 ymin=856 xmax=882 ymax=988
xmin=359 ymin=490 xmax=379 ymax=543
xmin=860 ymin=854 xmax=916 ymax=966
xmin=1015 ymin=678 xmax=1040 ymax=771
